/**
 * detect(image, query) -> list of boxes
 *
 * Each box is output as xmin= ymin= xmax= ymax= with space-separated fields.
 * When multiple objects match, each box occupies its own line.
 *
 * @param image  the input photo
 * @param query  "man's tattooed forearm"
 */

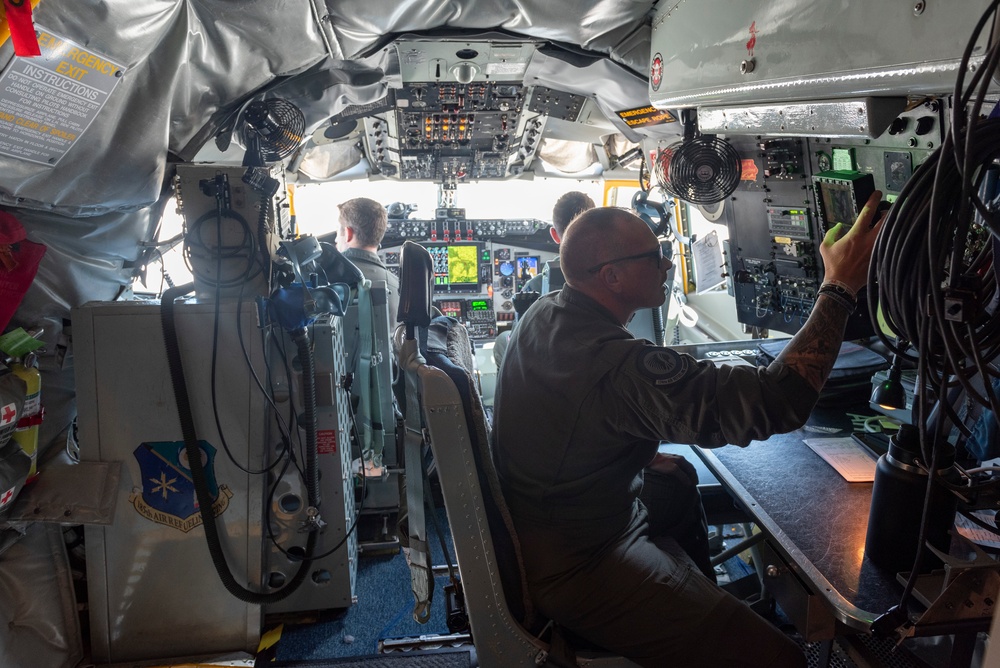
xmin=775 ymin=296 xmax=850 ymax=392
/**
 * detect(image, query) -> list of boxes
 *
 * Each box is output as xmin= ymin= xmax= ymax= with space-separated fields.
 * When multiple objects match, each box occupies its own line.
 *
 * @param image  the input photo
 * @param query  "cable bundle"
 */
xmin=867 ymin=0 xmax=1000 ymax=625
xmin=869 ymin=0 xmax=1000 ymax=443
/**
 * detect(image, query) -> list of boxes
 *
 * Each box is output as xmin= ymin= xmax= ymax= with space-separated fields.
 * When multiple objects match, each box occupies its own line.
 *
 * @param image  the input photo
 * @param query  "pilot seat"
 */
xmin=393 ymin=240 xmax=638 ymax=667
xmin=317 ymin=241 xmax=400 ymax=550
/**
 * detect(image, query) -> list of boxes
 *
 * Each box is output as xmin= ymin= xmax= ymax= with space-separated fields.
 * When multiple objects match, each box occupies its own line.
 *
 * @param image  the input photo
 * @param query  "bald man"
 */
xmin=493 ymin=197 xmax=885 ymax=667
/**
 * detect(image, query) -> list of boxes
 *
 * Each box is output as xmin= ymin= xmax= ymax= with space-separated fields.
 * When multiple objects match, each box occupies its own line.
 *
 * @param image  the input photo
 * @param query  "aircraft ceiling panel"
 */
xmin=396 ymin=40 xmax=540 ymax=83
xmin=649 ymin=0 xmax=998 ymax=108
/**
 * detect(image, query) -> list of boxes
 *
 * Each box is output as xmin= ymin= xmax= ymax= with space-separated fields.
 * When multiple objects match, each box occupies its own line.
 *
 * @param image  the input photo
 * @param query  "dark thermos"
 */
xmin=864 ymin=424 xmax=959 ymax=574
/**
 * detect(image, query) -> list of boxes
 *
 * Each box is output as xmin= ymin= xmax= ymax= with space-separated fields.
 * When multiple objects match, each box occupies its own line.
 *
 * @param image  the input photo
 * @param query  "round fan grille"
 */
xmin=237 ymin=99 xmax=305 ymax=162
xmin=667 ymin=136 xmax=741 ymax=205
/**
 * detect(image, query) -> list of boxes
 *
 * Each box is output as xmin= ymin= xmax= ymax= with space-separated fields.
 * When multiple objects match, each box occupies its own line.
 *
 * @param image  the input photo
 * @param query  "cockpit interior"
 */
xmin=2 ymin=1 xmax=1000 ymax=667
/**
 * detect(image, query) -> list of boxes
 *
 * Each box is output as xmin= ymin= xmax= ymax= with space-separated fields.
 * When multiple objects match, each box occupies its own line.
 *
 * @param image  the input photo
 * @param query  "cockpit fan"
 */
xmin=232 ymin=98 xmax=304 ymax=198
xmin=235 ymin=98 xmax=305 ymax=165
xmin=665 ymin=135 xmax=741 ymax=206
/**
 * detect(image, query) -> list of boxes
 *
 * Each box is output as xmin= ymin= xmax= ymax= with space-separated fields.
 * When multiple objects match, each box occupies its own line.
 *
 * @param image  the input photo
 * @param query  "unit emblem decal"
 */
xmin=650 ymin=53 xmax=663 ymax=91
xmin=637 ymin=347 xmax=688 ymax=386
xmin=130 ymin=440 xmax=232 ymax=533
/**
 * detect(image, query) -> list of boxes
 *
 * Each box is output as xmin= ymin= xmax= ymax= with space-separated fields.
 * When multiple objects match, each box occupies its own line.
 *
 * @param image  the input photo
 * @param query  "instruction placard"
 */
xmin=692 ymin=229 xmax=726 ymax=294
xmin=0 ymin=27 xmax=125 ymax=166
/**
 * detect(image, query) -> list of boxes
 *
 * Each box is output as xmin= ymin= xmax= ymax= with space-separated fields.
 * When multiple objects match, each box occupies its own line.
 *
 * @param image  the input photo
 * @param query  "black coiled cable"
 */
xmin=869 ymin=0 xmax=1000 ymax=448
xmin=160 ymin=284 xmax=315 ymax=603
xmin=867 ymin=0 xmax=1000 ymax=618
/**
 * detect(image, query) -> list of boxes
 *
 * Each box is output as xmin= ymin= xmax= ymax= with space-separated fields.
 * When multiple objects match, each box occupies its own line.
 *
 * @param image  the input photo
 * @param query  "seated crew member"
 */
xmin=493 ymin=195 xmax=885 ymax=667
xmin=334 ymin=196 xmax=400 ymax=321
xmin=521 ymin=191 xmax=596 ymax=294
xmin=493 ymin=191 xmax=595 ymax=369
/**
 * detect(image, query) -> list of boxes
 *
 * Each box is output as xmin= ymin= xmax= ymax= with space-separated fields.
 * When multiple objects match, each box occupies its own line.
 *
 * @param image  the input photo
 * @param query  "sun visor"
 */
xmin=297 ymin=141 xmax=365 ymax=181
xmin=535 ymin=138 xmax=598 ymax=175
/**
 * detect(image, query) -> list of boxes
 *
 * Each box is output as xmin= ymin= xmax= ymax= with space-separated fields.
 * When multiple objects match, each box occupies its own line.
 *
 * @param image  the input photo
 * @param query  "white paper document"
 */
xmin=803 ymin=437 xmax=877 ymax=482
xmin=955 ymin=511 xmax=1000 ymax=550
xmin=691 ymin=230 xmax=726 ymax=294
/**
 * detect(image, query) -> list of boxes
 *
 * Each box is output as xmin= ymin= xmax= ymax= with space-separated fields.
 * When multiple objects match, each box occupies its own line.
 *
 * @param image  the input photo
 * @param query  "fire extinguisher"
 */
xmin=11 ymin=352 xmax=41 ymax=482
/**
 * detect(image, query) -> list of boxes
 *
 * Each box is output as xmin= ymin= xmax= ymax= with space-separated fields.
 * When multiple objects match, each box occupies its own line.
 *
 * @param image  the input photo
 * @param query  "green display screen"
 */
xmin=447 ymin=245 xmax=479 ymax=286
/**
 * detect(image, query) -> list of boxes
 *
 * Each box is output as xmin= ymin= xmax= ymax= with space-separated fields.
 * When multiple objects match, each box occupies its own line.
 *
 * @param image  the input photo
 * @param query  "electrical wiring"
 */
xmin=273 ymin=332 xmax=309 ymax=477
xmin=965 ymin=465 xmax=1000 ymax=474
xmin=183 ymin=207 xmax=264 ymax=289
xmin=866 ymin=0 xmax=1000 ymax=624
xmin=236 ymin=295 xmax=298 ymax=464
xmin=303 ymin=379 xmax=367 ymax=561
xmin=869 ymin=0 xmax=1000 ymax=468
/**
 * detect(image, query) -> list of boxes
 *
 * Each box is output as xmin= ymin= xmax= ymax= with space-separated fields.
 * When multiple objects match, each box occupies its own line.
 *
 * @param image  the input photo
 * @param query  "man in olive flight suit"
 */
xmin=493 ymin=195 xmax=885 ymax=667
xmin=334 ymin=196 xmax=400 ymax=321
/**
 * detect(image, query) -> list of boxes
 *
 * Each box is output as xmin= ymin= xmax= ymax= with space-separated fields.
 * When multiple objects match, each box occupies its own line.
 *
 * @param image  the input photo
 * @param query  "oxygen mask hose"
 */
xmin=160 ymin=284 xmax=315 ymax=603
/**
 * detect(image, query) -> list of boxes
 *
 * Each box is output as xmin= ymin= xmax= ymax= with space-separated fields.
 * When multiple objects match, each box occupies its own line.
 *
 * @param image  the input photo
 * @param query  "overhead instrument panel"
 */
xmin=361 ymin=40 xmax=548 ymax=183
xmin=527 ymin=86 xmax=587 ymax=122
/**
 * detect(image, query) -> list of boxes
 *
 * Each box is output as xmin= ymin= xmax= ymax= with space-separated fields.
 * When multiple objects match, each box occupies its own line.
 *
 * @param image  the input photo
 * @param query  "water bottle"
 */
xmin=864 ymin=424 xmax=960 ymax=574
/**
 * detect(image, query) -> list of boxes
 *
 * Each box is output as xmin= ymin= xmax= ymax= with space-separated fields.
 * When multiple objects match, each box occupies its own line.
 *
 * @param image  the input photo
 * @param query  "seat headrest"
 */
xmin=397 ymin=240 xmax=433 ymax=328
xmin=512 ymin=291 xmax=540 ymax=317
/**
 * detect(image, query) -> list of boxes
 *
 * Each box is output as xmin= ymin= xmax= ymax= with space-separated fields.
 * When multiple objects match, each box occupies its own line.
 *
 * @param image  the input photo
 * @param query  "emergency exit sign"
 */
xmin=0 ymin=26 xmax=125 ymax=166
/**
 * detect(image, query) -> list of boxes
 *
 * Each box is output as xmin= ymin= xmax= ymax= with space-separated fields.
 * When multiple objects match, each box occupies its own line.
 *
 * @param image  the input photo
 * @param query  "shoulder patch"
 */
xmin=636 ymin=347 xmax=689 ymax=385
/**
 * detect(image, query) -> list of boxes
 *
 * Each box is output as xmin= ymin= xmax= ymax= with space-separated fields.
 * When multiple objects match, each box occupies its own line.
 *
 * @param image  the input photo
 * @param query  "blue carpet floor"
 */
xmin=273 ymin=510 xmax=457 ymax=661
xmin=270 ymin=515 xmax=764 ymax=663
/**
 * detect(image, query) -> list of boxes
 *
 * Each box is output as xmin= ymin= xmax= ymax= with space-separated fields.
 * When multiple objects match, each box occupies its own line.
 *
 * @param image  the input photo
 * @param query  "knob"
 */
xmin=887 ymin=117 xmax=908 ymax=135
xmin=915 ymin=116 xmax=935 ymax=136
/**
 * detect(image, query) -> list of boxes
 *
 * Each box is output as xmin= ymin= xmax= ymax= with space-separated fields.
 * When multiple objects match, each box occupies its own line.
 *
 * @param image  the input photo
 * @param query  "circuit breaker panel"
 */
xmin=720 ymin=100 xmax=943 ymax=336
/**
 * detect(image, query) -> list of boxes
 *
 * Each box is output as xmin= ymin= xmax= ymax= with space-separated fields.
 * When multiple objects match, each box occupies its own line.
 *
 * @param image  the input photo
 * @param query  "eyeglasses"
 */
xmin=586 ymin=248 xmax=664 ymax=274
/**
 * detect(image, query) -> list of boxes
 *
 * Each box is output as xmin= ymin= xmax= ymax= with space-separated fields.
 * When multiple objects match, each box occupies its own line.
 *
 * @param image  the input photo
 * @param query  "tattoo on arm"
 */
xmin=775 ymin=295 xmax=851 ymax=392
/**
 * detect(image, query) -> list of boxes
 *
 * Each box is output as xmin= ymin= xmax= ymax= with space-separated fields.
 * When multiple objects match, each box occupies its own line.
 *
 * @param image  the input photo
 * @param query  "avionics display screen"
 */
xmin=815 ymin=173 xmax=874 ymax=230
xmin=437 ymin=300 xmax=463 ymax=318
xmin=819 ymin=180 xmax=856 ymax=228
xmin=427 ymin=243 xmax=482 ymax=290
xmin=515 ymin=256 xmax=539 ymax=283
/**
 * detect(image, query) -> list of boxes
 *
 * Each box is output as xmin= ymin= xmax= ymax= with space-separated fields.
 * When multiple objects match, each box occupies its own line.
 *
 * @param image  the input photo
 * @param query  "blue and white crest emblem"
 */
xmin=129 ymin=440 xmax=232 ymax=533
